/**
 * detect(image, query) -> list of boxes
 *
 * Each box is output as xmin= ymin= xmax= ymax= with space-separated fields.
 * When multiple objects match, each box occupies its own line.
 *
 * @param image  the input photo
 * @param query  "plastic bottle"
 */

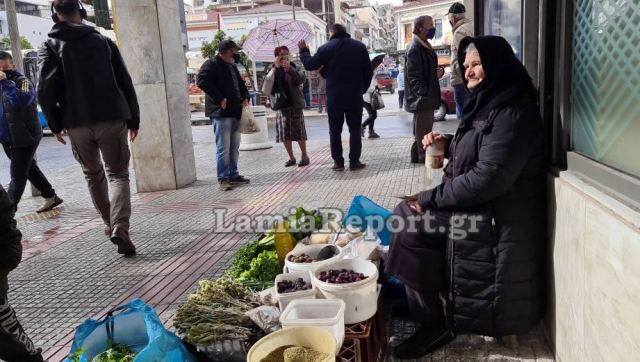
xmin=425 ymin=139 xmax=445 ymax=188
xmin=274 ymin=220 xmax=295 ymax=266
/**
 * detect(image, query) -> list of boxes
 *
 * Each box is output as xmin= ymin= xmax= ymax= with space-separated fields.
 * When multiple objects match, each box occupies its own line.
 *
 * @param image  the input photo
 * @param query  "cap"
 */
xmin=218 ymin=40 xmax=242 ymax=53
xmin=447 ymin=3 xmax=466 ymax=15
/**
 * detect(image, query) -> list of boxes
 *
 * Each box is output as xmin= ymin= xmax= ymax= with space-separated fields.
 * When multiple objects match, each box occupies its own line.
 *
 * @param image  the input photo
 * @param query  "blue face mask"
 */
xmin=426 ymin=28 xmax=436 ymax=39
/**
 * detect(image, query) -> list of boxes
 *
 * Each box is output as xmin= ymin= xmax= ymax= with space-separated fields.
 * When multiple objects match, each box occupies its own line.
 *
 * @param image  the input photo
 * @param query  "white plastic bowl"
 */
xmin=246 ymin=326 xmax=336 ymax=362
xmin=274 ymin=270 xmax=317 ymax=311
xmin=280 ymin=299 xmax=346 ymax=353
xmin=284 ymin=244 xmax=342 ymax=273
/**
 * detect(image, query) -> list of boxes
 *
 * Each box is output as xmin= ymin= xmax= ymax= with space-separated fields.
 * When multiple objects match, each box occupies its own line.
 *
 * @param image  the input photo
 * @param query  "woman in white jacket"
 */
xmin=362 ymin=77 xmax=380 ymax=139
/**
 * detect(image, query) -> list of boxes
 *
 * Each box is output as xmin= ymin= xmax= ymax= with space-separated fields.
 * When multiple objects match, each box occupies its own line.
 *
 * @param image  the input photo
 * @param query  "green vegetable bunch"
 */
xmin=287 ymin=207 xmax=323 ymax=241
xmin=227 ymin=234 xmax=274 ymax=279
xmin=239 ymin=250 xmax=280 ymax=282
xmin=91 ymin=342 xmax=136 ymax=362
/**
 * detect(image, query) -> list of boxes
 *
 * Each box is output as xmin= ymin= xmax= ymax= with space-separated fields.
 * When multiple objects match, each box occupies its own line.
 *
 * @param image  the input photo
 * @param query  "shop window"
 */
xmin=570 ymin=0 xmax=640 ymax=178
xmin=435 ymin=19 xmax=442 ymax=40
xmin=404 ymin=23 xmax=412 ymax=45
xmin=484 ymin=0 xmax=523 ymax=60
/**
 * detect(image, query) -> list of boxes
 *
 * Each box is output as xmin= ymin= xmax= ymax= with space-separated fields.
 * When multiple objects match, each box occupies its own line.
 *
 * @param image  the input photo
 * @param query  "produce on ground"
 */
xmin=260 ymin=345 xmax=294 ymax=362
xmin=287 ymin=253 xmax=314 ymax=263
xmin=287 ymin=208 xmax=323 ymax=241
xmin=227 ymin=234 xmax=275 ymax=279
xmin=174 ymin=278 xmax=261 ymax=345
xmin=318 ymin=269 xmax=367 ymax=284
xmin=277 ymin=278 xmax=311 ymax=294
xmin=91 ymin=343 xmax=137 ymax=362
xmin=239 ymin=250 xmax=281 ymax=283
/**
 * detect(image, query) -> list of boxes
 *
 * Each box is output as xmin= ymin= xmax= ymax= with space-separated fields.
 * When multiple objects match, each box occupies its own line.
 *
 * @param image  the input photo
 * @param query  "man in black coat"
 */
xmin=0 ymin=185 xmax=43 ymax=362
xmin=38 ymin=0 xmax=139 ymax=256
xmin=299 ymin=24 xmax=373 ymax=171
xmin=404 ymin=15 xmax=441 ymax=163
xmin=0 ymin=51 xmax=62 ymax=212
xmin=197 ymin=40 xmax=251 ymax=191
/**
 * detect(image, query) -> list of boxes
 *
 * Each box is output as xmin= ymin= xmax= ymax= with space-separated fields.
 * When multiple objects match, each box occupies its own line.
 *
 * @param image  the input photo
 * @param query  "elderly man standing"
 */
xmin=447 ymin=2 xmax=474 ymax=118
xmin=404 ymin=15 xmax=440 ymax=163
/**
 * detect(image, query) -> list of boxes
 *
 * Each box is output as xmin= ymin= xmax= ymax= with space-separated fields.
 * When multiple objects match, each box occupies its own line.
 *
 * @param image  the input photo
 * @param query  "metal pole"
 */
xmin=5 ymin=0 xmax=24 ymax=73
xmin=292 ymin=0 xmax=296 ymax=20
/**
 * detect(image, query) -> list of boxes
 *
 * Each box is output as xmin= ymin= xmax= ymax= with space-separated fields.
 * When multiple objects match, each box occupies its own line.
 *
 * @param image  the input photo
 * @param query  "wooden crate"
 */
xmin=343 ymin=297 xmax=386 ymax=362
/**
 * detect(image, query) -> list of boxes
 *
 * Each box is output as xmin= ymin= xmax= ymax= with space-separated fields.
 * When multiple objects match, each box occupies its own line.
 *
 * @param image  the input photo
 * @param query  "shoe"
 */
xmin=361 ymin=126 xmax=366 ymax=138
xmin=219 ymin=180 xmax=233 ymax=191
xmin=349 ymin=162 xmax=367 ymax=171
xmin=392 ymin=323 xmax=455 ymax=359
xmin=332 ymin=163 xmax=345 ymax=171
xmin=110 ymin=227 xmax=136 ymax=256
xmin=230 ymin=175 xmax=250 ymax=185
xmin=104 ymin=226 xmax=112 ymax=237
xmin=368 ymin=130 xmax=380 ymax=139
xmin=298 ymin=157 xmax=310 ymax=167
xmin=285 ymin=159 xmax=297 ymax=167
xmin=36 ymin=195 xmax=63 ymax=213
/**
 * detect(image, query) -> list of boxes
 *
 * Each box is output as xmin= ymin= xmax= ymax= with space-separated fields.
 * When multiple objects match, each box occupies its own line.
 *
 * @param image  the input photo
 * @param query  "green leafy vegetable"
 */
xmin=239 ymin=250 xmax=280 ymax=282
xmin=227 ymin=236 xmax=274 ymax=279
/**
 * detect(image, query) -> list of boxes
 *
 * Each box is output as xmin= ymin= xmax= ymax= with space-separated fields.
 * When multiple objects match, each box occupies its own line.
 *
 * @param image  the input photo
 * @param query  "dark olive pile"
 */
xmin=287 ymin=253 xmax=315 ymax=263
xmin=318 ymin=269 xmax=367 ymax=284
xmin=277 ymin=278 xmax=311 ymax=293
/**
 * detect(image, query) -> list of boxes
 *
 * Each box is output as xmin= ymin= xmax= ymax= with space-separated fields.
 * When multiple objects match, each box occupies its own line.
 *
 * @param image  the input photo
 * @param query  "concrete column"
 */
xmin=112 ymin=0 xmax=197 ymax=192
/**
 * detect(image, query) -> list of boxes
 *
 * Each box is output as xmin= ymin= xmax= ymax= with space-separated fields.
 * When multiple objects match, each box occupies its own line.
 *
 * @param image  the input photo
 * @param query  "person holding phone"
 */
xmin=262 ymin=46 xmax=309 ymax=167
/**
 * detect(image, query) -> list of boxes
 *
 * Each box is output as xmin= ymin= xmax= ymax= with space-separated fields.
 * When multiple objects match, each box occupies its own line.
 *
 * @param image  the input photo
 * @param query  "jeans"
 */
xmin=398 ymin=90 xmax=405 ymax=108
xmin=213 ymin=117 xmax=241 ymax=181
xmin=2 ymin=143 xmax=56 ymax=206
xmin=67 ymin=120 xmax=131 ymax=231
xmin=304 ymin=90 xmax=311 ymax=109
xmin=362 ymin=102 xmax=377 ymax=131
xmin=453 ymin=84 xmax=469 ymax=119
xmin=327 ymin=106 xmax=363 ymax=165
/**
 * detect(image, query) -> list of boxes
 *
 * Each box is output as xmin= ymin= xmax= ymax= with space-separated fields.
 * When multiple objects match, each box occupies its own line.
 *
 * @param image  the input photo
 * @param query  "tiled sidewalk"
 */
xmin=6 ymin=117 xmax=553 ymax=361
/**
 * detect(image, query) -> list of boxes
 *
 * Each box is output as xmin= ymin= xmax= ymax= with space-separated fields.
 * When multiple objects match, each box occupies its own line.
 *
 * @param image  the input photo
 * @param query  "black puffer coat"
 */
xmin=413 ymin=36 xmax=545 ymax=336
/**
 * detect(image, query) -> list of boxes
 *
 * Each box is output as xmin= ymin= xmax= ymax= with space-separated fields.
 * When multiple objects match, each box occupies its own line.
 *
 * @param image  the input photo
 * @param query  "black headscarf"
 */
xmin=457 ymin=36 xmax=538 ymax=125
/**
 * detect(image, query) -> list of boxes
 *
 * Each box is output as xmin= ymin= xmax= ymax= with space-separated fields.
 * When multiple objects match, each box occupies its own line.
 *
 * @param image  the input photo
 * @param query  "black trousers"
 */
xmin=2 ymin=143 xmax=55 ymax=206
xmin=1 ymin=276 xmax=44 ymax=362
xmin=327 ymin=106 xmax=363 ymax=165
xmin=362 ymin=102 xmax=377 ymax=131
xmin=398 ymin=90 xmax=405 ymax=108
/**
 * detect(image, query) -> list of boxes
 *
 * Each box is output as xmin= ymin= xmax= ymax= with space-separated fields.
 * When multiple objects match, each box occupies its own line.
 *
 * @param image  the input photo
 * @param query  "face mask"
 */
xmin=233 ymin=53 xmax=241 ymax=63
xmin=426 ymin=28 xmax=436 ymax=39
xmin=3 ymin=70 xmax=15 ymax=77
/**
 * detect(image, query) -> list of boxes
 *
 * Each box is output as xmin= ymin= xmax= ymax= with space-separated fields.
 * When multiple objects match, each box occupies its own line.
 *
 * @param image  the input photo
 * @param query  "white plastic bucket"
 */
xmin=284 ymin=244 xmax=343 ymax=274
xmin=311 ymin=259 xmax=379 ymax=324
xmin=274 ymin=271 xmax=317 ymax=311
xmin=247 ymin=326 xmax=336 ymax=362
xmin=280 ymin=299 xmax=346 ymax=353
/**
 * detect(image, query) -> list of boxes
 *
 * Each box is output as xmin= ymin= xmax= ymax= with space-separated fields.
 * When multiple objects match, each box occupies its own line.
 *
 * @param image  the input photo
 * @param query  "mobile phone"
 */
xmin=395 ymin=195 xmax=418 ymax=202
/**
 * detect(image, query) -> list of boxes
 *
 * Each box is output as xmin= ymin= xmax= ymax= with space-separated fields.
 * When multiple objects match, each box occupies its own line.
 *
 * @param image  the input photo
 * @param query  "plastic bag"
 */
xmin=245 ymin=305 xmax=281 ymax=333
xmin=65 ymin=299 xmax=196 ymax=362
xmin=240 ymin=106 xmax=259 ymax=134
xmin=343 ymin=195 xmax=393 ymax=246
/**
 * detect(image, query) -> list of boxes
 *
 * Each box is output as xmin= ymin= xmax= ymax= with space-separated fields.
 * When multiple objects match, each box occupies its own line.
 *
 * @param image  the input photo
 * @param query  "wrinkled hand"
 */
xmin=55 ymin=131 xmax=67 ymax=145
xmin=298 ymin=40 xmax=308 ymax=49
xmin=422 ymin=131 xmax=446 ymax=150
xmin=0 ymin=71 xmax=6 ymax=81
xmin=221 ymin=98 xmax=228 ymax=110
xmin=129 ymin=129 xmax=138 ymax=142
xmin=407 ymin=200 xmax=423 ymax=214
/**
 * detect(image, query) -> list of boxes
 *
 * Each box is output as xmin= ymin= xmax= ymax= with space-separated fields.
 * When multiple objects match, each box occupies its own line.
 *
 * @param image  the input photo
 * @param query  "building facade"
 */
xmin=186 ymin=10 xmax=224 ymax=50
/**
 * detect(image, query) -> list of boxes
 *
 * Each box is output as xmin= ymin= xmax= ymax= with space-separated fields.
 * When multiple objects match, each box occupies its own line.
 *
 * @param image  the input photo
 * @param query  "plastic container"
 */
xmin=274 ymin=271 xmax=317 ymax=311
xmin=425 ymin=140 xmax=445 ymax=188
xmin=311 ymin=259 xmax=379 ymax=324
xmin=246 ymin=326 xmax=336 ymax=362
xmin=284 ymin=244 xmax=343 ymax=273
xmin=280 ymin=299 xmax=346 ymax=353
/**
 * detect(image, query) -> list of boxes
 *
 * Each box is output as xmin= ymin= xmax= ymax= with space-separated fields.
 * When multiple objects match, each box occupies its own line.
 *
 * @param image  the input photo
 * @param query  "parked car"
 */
xmin=434 ymin=72 xmax=456 ymax=122
xmin=375 ymin=73 xmax=395 ymax=94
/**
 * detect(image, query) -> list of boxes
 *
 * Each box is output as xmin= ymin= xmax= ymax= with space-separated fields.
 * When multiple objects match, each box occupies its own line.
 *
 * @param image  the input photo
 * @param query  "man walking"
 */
xmin=0 ymin=185 xmax=43 ymax=362
xmin=405 ymin=16 xmax=440 ymax=164
xmin=447 ymin=2 xmax=473 ymax=118
xmin=38 ymin=0 xmax=139 ymax=256
xmin=397 ymin=68 xmax=406 ymax=109
xmin=197 ymin=40 xmax=251 ymax=191
xmin=0 ymin=51 xmax=62 ymax=212
xmin=299 ymin=24 xmax=373 ymax=171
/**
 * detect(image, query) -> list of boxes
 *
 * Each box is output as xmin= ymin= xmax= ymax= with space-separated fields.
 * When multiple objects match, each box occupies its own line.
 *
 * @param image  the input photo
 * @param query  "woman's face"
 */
xmin=464 ymin=50 xmax=485 ymax=89
xmin=278 ymin=50 xmax=290 ymax=64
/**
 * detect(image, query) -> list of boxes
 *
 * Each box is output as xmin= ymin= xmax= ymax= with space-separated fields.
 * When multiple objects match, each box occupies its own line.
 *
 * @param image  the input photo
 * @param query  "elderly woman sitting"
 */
xmin=386 ymin=36 xmax=546 ymax=359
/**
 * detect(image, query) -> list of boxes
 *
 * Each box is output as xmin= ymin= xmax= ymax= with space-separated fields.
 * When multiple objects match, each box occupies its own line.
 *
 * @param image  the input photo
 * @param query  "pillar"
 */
xmin=112 ymin=0 xmax=197 ymax=192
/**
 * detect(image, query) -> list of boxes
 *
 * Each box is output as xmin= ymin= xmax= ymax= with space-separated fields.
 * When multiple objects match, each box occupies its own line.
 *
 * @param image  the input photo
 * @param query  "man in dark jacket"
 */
xmin=0 ymin=51 xmax=62 ymax=212
xmin=0 ymin=185 xmax=43 ymax=362
xmin=298 ymin=24 xmax=373 ymax=171
xmin=197 ymin=40 xmax=251 ymax=191
xmin=38 ymin=0 xmax=139 ymax=256
xmin=405 ymin=15 xmax=440 ymax=163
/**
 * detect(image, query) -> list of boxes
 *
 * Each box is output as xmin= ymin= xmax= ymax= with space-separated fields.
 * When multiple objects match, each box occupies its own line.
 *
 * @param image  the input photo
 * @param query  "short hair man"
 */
xmin=0 ymin=51 xmax=62 ymax=212
xmin=38 ymin=0 xmax=140 ymax=256
xmin=447 ymin=2 xmax=474 ymax=118
xmin=298 ymin=24 xmax=373 ymax=171
xmin=404 ymin=15 xmax=441 ymax=163
xmin=197 ymin=40 xmax=251 ymax=191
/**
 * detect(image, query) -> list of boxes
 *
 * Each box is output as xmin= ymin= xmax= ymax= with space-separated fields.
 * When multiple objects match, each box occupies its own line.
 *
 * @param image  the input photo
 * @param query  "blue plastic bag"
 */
xmin=65 ymin=299 xmax=196 ymax=362
xmin=343 ymin=195 xmax=394 ymax=246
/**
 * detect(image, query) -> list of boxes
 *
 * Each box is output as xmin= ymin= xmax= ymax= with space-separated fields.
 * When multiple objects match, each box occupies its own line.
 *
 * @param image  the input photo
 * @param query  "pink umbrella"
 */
xmin=243 ymin=19 xmax=314 ymax=61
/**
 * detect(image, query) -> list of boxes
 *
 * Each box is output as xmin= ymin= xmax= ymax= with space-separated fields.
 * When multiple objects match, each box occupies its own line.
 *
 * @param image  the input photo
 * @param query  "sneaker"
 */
xmin=219 ymin=180 xmax=233 ymax=191
xmin=332 ymin=163 xmax=345 ymax=171
xmin=368 ymin=130 xmax=380 ymax=139
xmin=361 ymin=126 xmax=366 ymax=138
xmin=349 ymin=162 xmax=367 ymax=171
xmin=392 ymin=323 xmax=455 ymax=359
xmin=104 ymin=226 xmax=112 ymax=237
xmin=36 ymin=195 xmax=63 ymax=213
xmin=230 ymin=175 xmax=250 ymax=185
xmin=110 ymin=227 xmax=136 ymax=256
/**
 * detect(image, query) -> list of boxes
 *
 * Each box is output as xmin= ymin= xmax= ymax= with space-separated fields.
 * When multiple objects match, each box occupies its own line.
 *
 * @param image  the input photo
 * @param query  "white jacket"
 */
xmin=363 ymin=77 xmax=377 ymax=103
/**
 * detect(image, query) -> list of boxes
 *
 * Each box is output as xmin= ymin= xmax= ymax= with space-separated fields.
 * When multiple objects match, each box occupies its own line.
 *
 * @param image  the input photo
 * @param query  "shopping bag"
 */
xmin=240 ymin=106 xmax=259 ymax=134
xmin=371 ymin=90 xmax=385 ymax=110
xmin=65 ymin=299 xmax=196 ymax=362
xmin=343 ymin=195 xmax=393 ymax=246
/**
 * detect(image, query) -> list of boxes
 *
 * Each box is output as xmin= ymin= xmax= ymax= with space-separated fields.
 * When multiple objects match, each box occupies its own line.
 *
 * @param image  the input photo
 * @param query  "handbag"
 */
xmin=269 ymin=72 xmax=290 ymax=111
xmin=371 ymin=90 xmax=385 ymax=110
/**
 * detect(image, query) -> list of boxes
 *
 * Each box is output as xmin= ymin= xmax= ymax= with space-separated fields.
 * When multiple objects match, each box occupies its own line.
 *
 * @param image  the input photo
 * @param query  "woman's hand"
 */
xmin=407 ymin=200 xmax=423 ymax=214
xmin=274 ymin=56 xmax=282 ymax=68
xmin=422 ymin=131 xmax=446 ymax=150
